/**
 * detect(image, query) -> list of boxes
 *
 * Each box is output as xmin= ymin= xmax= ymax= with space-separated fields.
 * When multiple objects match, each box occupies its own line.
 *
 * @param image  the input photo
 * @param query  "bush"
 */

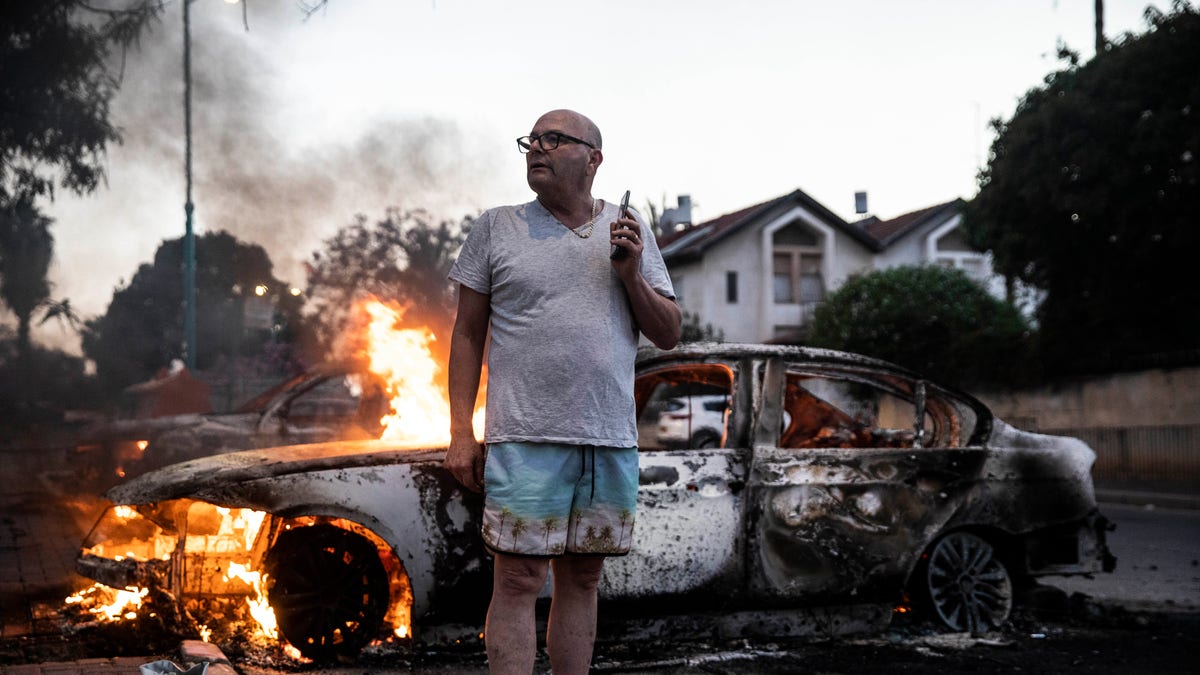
xmin=807 ymin=265 xmax=1035 ymax=388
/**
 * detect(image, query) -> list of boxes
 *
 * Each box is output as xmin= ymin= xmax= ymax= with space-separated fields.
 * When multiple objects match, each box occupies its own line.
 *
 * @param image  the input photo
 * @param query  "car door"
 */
xmin=601 ymin=361 xmax=750 ymax=603
xmin=746 ymin=356 xmax=988 ymax=604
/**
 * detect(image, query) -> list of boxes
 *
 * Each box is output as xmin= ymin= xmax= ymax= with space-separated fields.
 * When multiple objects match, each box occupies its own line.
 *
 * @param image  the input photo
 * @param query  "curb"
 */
xmin=1096 ymin=489 xmax=1200 ymax=511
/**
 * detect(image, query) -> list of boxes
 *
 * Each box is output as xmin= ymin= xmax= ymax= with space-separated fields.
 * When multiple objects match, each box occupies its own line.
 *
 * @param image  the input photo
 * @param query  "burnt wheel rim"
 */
xmin=265 ymin=524 xmax=389 ymax=661
xmin=925 ymin=532 xmax=1012 ymax=633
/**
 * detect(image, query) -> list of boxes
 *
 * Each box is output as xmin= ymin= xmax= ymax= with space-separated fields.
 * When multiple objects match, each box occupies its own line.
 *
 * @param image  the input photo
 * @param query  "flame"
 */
xmin=65 ymin=583 xmax=148 ymax=621
xmin=224 ymin=561 xmax=278 ymax=639
xmin=283 ymin=644 xmax=305 ymax=660
xmin=362 ymin=299 xmax=484 ymax=443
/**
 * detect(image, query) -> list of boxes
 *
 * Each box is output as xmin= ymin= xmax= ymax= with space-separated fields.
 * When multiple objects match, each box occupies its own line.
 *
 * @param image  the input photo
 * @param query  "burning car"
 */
xmin=75 ymin=343 xmax=1114 ymax=660
xmin=74 ymin=363 xmax=387 ymax=486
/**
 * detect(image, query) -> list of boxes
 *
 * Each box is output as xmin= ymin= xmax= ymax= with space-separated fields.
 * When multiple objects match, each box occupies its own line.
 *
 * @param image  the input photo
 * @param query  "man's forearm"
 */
xmin=448 ymin=331 xmax=485 ymax=438
xmin=623 ymin=274 xmax=682 ymax=350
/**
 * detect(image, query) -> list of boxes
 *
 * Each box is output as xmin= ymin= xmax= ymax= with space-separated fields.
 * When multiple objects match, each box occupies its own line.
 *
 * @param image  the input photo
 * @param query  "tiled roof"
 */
xmin=860 ymin=199 xmax=963 ymax=245
xmin=658 ymin=190 xmax=964 ymax=264
xmin=659 ymin=188 xmax=879 ymax=263
xmin=657 ymin=197 xmax=780 ymax=249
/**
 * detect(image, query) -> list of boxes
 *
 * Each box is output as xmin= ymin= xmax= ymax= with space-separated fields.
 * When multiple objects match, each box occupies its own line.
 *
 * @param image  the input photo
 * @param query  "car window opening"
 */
xmin=780 ymin=373 xmax=924 ymax=449
xmin=635 ymin=364 xmax=735 ymax=450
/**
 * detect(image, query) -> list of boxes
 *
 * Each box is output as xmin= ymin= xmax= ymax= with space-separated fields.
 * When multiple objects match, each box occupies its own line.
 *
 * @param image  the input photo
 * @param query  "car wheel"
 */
xmin=264 ymin=524 xmax=389 ymax=661
xmin=690 ymin=429 xmax=721 ymax=449
xmin=922 ymin=531 xmax=1013 ymax=633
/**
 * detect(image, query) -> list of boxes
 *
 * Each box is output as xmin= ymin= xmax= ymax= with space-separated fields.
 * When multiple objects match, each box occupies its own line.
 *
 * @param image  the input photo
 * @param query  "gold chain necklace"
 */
xmin=566 ymin=199 xmax=601 ymax=239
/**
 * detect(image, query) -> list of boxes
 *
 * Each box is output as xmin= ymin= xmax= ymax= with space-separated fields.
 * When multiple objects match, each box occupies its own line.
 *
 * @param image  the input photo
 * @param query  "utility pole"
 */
xmin=183 ymin=0 xmax=197 ymax=370
xmin=1095 ymin=0 xmax=1106 ymax=55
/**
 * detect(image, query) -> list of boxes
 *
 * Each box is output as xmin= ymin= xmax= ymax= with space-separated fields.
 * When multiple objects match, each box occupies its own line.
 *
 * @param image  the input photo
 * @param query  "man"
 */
xmin=446 ymin=109 xmax=680 ymax=674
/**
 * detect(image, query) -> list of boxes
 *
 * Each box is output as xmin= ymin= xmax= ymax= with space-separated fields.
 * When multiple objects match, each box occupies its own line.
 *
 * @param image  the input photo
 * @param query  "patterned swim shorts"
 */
xmin=481 ymin=442 xmax=638 ymax=557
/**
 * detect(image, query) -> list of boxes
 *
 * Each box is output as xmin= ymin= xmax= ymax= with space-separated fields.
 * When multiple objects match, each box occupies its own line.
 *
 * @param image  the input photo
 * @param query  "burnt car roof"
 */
xmin=639 ymin=342 xmax=992 ymax=413
xmin=109 ymin=344 xmax=995 ymax=505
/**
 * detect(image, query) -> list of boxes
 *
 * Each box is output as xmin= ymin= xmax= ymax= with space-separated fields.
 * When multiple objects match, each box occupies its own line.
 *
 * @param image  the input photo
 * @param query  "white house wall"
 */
xmin=670 ymin=204 xmax=876 ymax=343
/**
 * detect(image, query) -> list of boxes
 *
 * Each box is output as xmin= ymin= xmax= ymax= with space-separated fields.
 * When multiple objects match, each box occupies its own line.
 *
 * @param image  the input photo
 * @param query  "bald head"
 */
xmin=537 ymin=109 xmax=602 ymax=149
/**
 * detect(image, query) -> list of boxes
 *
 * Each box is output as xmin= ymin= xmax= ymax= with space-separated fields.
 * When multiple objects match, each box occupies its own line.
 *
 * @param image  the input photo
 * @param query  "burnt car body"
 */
xmin=75 ymin=364 xmax=386 ymax=485
xmin=77 ymin=344 xmax=1114 ymax=659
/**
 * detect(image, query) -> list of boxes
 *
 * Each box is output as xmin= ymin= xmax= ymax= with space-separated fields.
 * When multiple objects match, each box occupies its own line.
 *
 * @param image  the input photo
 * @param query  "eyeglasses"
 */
xmin=516 ymin=131 xmax=597 ymax=153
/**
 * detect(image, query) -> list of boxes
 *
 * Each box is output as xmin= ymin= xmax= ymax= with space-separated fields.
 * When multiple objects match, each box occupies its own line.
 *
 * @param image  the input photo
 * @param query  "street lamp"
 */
xmin=183 ymin=0 xmax=196 ymax=370
xmin=182 ymin=0 xmax=240 ymax=371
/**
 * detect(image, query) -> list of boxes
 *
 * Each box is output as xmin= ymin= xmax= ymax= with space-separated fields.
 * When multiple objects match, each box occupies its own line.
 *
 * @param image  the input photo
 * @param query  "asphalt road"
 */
xmin=1047 ymin=502 xmax=1200 ymax=611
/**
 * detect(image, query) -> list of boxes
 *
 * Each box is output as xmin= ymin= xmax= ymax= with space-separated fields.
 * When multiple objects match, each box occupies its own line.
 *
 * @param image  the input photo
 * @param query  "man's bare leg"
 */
xmin=486 ymin=553 xmax=549 ymax=674
xmin=546 ymin=556 xmax=606 ymax=675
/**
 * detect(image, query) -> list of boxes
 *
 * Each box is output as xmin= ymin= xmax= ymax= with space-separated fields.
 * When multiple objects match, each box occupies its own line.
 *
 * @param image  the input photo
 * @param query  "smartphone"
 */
xmin=611 ymin=190 xmax=632 ymax=260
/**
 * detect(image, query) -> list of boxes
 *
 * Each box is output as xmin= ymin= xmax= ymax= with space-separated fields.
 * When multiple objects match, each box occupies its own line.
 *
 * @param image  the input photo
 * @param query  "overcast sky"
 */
xmin=12 ymin=0 xmax=1174 ymax=354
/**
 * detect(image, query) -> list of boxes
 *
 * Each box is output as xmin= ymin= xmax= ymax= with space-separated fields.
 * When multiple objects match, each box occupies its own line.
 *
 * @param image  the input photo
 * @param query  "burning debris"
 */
xmin=66 ymin=298 xmax=455 ymax=660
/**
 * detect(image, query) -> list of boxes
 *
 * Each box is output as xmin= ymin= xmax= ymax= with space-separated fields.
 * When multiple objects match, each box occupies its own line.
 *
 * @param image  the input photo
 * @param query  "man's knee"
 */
xmin=493 ymin=555 xmax=549 ymax=598
xmin=553 ymin=557 xmax=605 ymax=593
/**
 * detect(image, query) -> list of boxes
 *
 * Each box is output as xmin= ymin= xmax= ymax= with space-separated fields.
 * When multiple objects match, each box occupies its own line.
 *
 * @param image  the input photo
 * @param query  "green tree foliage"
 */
xmin=1 ymin=1 xmax=160 ymax=203
xmin=679 ymin=311 xmax=724 ymax=343
xmin=0 ymin=337 xmax=99 ymax=431
xmin=82 ymin=231 xmax=308 ymax=391
xmin=807 ymin=266 xmax=1033 ymax=388
xmin=1 ymin=1 xmax=160 ymax=376
xmin=305 ymin=209 xmax=471 ymax=360
xmin=963 ymin=3 xmax=1200 ymax=374
xmin=0 ymin=196 xmax=53 ymax=360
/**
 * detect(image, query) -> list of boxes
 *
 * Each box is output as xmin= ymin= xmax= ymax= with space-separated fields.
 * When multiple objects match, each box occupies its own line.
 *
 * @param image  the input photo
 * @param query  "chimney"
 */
xmin=659 ymin=194 xmax=693 ymax=235
xmin=854 ymin=191 xmax=868 ymax=215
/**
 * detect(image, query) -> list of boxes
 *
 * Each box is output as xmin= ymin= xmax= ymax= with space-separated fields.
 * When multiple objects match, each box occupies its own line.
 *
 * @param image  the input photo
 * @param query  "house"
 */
xmin=657 ymin=189 xmax=993 ymax=343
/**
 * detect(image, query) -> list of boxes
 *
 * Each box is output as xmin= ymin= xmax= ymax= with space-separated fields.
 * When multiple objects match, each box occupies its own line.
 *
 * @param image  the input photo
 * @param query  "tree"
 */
xmin=82 ymin=231 xmax=308 ymax=391
xmin=1 ymin=2 xmax=161 ymax=363
xmin=679 ymin=311 xmax=724 ymax=343
xmin=0 ymin=196 xmax=53 ymax=361
xmin=305 ymin=208 xmax=471 ymax=360
xmin=0 ymin=338 xmax=99 ymax=430
xmin=963 ymin=3 xmax=1200 ymax=374
xmin=807 ymin=266 xmax=1033 ymax=388
xmin=1 ymin=1 xmax=161 ymax=204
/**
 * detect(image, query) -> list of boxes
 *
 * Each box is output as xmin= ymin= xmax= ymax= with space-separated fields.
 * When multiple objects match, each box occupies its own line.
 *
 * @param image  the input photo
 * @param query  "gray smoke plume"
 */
xmin=44 ymin=0 xmax=506 ymax=344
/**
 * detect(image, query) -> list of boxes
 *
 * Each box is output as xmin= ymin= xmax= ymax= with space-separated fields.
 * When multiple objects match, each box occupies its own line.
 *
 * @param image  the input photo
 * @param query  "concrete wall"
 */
xmin=975 ymin=366 xmax=1200 ymax=430
xmin=976 ymin=367 xmax=1200 ymax=481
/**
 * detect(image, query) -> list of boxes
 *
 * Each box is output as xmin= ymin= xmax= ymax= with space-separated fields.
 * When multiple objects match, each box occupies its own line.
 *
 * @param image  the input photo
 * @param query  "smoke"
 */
xmin=41 ymin=0 xmax=506 ymax=350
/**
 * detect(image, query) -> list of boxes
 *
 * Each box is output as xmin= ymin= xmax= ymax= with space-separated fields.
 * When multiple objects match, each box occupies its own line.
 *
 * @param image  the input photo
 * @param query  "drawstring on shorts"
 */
xmin=579 ymin=445 xmax=596 ymax=503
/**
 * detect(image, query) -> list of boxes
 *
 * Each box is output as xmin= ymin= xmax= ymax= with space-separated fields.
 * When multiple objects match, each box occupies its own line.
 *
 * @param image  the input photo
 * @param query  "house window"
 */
xmin=772 ymin=222 xmax=823 ymax=304
xmin=726 ymin=271 xmax=738 ymax=304
xmin=772 ymin=249 xmax=824 ymax=303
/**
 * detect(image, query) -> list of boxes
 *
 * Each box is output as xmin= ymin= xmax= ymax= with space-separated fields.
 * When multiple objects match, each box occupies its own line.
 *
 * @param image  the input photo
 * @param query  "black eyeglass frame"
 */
xmin=516 ymin=131 xmax=597 ymax=153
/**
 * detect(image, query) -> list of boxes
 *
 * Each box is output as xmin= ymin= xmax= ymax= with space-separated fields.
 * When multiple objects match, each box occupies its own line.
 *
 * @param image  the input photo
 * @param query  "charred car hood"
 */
xmin=105 ymin=438 xmax=446 ymax=505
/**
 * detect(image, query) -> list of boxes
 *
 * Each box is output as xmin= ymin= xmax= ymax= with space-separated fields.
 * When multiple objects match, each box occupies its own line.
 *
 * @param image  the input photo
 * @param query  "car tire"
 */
xmin=264 ymin=524 xmax=390 ymax=661
xmin=690 ymin=429 xmax=721 ymax=449
xmin=918 ymin=531 xmax=1013 ymax=634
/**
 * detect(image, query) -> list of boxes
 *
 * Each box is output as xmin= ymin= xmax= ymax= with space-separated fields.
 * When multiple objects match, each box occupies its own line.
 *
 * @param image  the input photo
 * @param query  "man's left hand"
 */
xmin=610 ymin=214 xmax=643 ymax=278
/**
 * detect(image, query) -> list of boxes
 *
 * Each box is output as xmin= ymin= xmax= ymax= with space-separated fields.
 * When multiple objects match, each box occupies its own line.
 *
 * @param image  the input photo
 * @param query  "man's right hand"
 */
xmin=445 ymin=436 xmax=485 ymax=492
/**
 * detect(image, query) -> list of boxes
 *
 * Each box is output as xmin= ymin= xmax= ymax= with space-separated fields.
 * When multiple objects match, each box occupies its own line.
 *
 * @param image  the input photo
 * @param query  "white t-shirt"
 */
xmin=449 ymin=199 xmax=675 ymax=447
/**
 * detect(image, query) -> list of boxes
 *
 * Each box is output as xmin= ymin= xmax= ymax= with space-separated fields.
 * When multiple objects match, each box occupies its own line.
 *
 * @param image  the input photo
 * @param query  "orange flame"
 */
xmin=224 ymin=561 xmax=278 ymax=639
xmin=65 ymin=583 xmax=148 ymax=621
xmin=362 ymin=299 xmax=483 ymax=443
